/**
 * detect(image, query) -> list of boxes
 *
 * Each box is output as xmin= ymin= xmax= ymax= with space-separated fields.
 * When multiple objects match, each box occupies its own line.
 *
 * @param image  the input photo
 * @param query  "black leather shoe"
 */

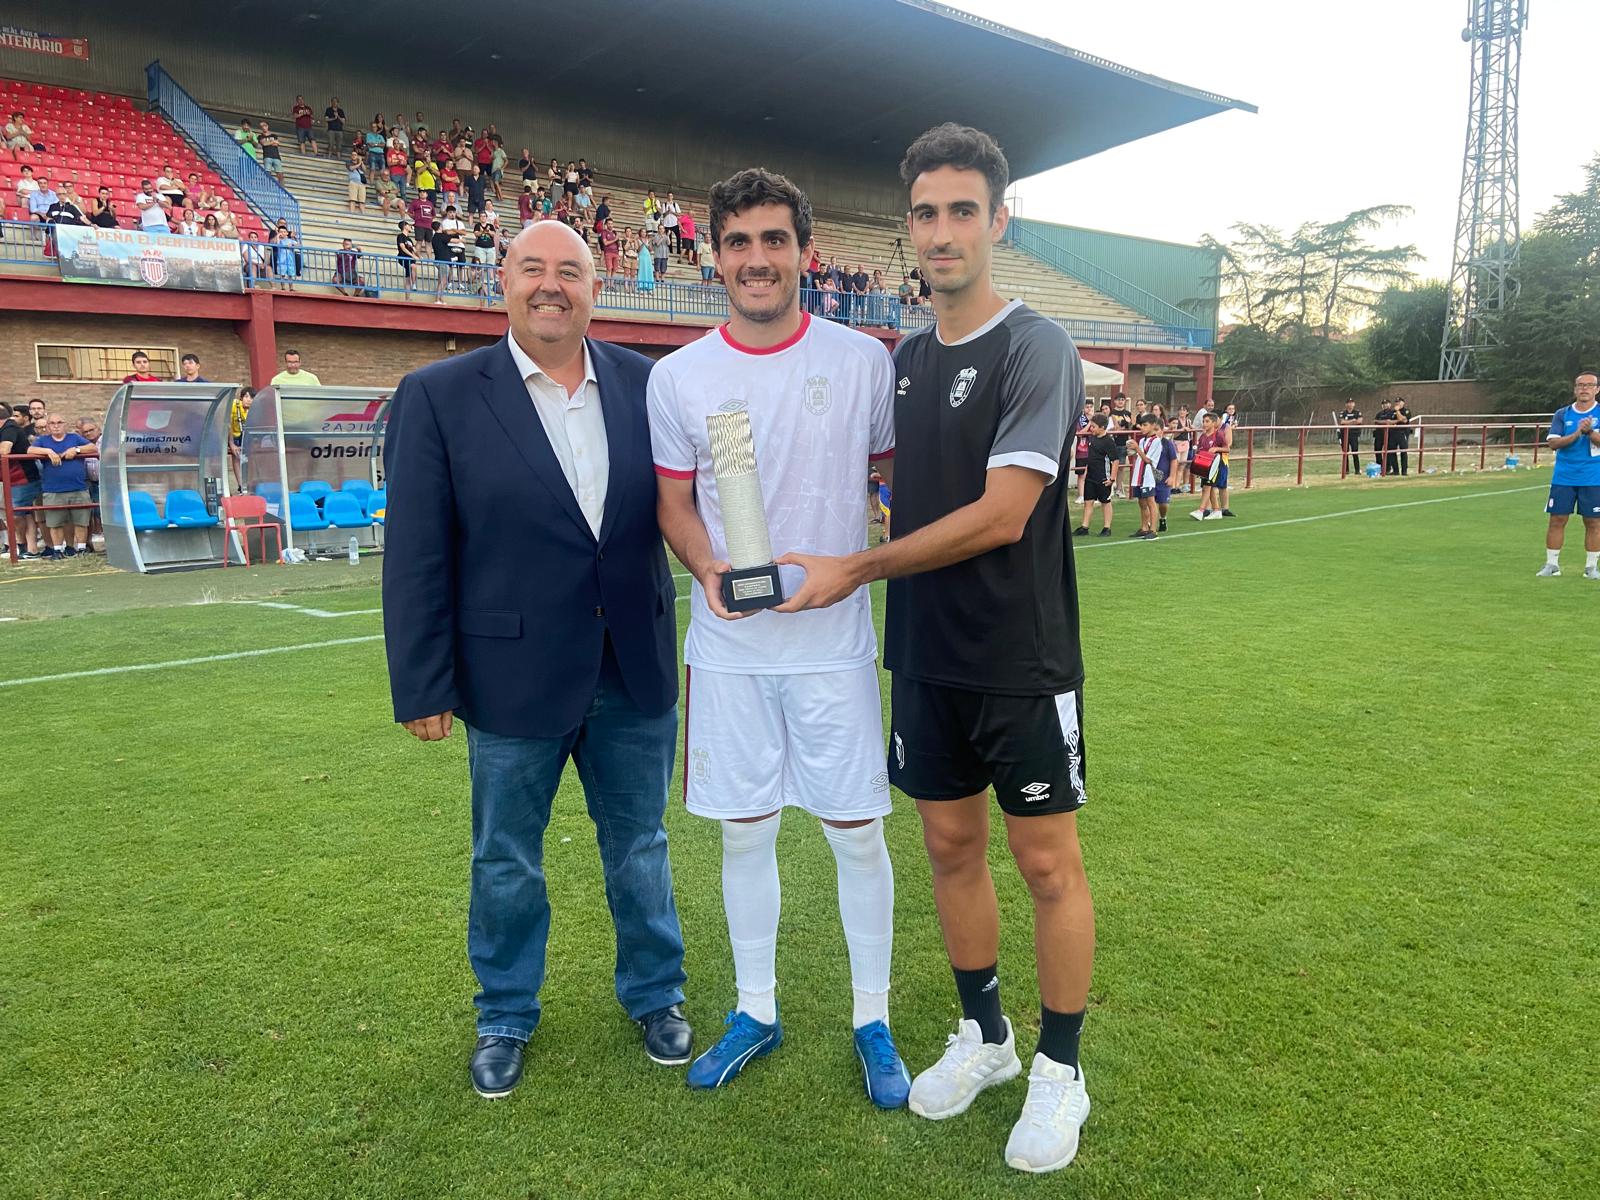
xmin=638 ymin=1004 xmax=693 ymax=1066
xmin=469 ymin=1035 xmax=525 ymax=1098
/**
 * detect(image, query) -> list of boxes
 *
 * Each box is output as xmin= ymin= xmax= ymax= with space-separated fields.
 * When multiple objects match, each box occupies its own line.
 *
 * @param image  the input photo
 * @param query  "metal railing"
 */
xmin=0 ymin=218 xmax=50 ymax=266
xmin=1006 ymin=219 xmax=1212 ymax=347
xmin=146 ymin=60 xmax=300 ymax=236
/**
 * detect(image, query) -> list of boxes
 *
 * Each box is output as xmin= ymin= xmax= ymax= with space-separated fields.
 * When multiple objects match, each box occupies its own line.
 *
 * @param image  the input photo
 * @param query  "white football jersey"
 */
xmin=648 ymin=312 xmax=895 ymax=674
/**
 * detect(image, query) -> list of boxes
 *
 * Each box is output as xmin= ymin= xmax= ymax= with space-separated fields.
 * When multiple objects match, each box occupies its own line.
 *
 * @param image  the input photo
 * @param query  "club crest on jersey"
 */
xmin=717 ymin=399 xmax=747 ymax=413
xmin=692 ymin=748 xmax=711 ymax=784
xmin=949 ymin=367 xmax=978 ymax=408
xmin=803 ymin=375 xmax=831 ymax=415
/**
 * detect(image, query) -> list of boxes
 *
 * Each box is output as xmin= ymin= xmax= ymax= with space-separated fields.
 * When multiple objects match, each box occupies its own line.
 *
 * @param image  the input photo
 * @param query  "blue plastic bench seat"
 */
xmin=164 ymin=489 xmax=218 ymax=528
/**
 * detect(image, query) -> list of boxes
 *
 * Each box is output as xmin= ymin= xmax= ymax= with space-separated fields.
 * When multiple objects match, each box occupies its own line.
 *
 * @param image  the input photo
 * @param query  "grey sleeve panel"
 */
xmin=990 ymin=310 xmax=1083 ymax=468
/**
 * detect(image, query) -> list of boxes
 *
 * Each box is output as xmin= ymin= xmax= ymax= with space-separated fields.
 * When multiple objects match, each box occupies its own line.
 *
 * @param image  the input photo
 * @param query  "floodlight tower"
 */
xmin=1439 ymin=0 xmax=1529 ymax=380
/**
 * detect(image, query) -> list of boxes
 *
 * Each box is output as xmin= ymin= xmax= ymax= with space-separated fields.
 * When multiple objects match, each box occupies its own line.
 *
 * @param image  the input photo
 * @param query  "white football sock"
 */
xmin=1547 ymin=549 xmax=1561 ymax=566
xmin=822 ymin=818 xmax=894 ymax=1028
xmin=721 ymin=813 xmax=781 ymax=1025
xmin=1587 ymin=551 xmax=1599 ymax=570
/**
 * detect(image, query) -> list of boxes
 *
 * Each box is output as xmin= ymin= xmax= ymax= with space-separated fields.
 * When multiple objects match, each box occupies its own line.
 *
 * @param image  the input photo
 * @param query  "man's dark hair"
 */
xmin=0 ymin=402 xmax=12 ymax=419
xmin=181 ymin=353 xmax=199 ymax=366
xmin=899 ymin=123 xmax=1009 ymax=216
xmin=284 ymin=349 xmax=301 ymax=358
xmin=1088 ymin=413 xmax=1108 ymax=430
xmin=1576 ymin=370 xmax=1598 ymax=381
xmin=1138 ymin=413 xmax=1161 ymax=428
xmin=708 ymin=168 xmax=813 ymax=251
xmin=132 ymin=351 xmax=149 ymax=362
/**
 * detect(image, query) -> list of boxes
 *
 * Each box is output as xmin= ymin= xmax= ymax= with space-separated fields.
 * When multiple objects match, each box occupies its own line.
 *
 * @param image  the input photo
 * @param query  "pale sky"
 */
xmin=952 ymin=0 xmax=1597 ymax=279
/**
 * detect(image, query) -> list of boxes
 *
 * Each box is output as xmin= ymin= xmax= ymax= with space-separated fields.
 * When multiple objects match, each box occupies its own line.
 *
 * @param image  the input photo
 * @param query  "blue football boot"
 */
xmin=686 ymin=1009 xmax=783 ymax=1090
xmin=854 ymin=1019 xmax=911 ymax=1109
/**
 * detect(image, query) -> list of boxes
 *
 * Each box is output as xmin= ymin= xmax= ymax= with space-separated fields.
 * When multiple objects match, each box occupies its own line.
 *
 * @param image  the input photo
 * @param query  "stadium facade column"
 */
xmin=236 ymin=290 xmax=278 ymax=389
xmin=1194 ymin=355 xmax=1213 ymax=406
xmin=1115 ymin=347 xmax=1131 ymax=395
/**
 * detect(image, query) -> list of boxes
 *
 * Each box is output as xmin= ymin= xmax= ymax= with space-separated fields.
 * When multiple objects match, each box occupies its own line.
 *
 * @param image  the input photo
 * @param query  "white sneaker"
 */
xmin=1535 ymin=563 xmax=1561 ymax=577
xmin=1204 ymin=510 xmax=1224 ymax=520
xmin=908 ymin=1016 xmax=1022 ymax=1120
xmin=1004 ymin=1054 xmax=1091 ymax=1173
xmin=1585 ymin=566 xmax=1600 ymax=581
xmin=1189 ymin=509 xmax=1206 ymax=521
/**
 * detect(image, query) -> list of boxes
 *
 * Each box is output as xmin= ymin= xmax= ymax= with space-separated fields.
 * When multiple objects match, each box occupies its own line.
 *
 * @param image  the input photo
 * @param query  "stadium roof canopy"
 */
xmin=224 ymin=0 xmax=1255 ymax=180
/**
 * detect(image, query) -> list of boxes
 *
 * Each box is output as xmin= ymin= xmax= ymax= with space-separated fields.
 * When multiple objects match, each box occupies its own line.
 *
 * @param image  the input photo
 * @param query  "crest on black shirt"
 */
xmin=949 ymin=367 xmax=978 ymax=408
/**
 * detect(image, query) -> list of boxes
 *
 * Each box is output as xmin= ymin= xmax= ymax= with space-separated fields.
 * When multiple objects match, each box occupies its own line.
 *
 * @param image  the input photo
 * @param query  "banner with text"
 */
xmin=0 ymin=26 xmax=89 ymax=60
xmin=54 ymin=225 xmax=243 ymax=293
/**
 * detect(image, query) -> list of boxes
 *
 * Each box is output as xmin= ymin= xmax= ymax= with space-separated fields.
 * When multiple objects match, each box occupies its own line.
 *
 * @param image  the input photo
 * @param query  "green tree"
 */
xmin=1480 ymin=154 xmax=1600 ymax=408
xmin=1366 ymin=282 xmax=1449 ymax=381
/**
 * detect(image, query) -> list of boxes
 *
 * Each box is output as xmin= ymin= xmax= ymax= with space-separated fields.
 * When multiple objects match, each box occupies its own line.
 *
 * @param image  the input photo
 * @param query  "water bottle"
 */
xmin=348 ymin=536 xmax=359 ymax=565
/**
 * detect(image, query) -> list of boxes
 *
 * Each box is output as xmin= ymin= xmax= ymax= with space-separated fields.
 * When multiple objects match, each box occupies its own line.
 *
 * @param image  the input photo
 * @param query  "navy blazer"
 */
xmin=381 ymin=335 xmax=678 ymax=738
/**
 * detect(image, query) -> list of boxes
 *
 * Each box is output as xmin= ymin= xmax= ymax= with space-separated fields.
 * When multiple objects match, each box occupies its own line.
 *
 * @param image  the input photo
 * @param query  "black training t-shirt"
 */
xmin=1084 ymin=433 xmax=1118 ymax=485
xmin=885 ymin=301 xmax=1086 ymax=696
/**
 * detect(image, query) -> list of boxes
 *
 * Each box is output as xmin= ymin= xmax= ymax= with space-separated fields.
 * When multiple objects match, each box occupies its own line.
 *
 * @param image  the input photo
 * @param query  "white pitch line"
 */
xmin=0 ymin=635 xmax=384 ymax=689
xmin=1074 ymin=483 xmax=1543 ymax=550
xmin=236 ymin=600 xmax=383 ymax=618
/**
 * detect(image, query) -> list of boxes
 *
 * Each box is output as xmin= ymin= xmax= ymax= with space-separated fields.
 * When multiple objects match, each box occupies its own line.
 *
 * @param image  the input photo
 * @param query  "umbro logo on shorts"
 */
xmin=1021 ymin=781 xmax=1051 ymax=804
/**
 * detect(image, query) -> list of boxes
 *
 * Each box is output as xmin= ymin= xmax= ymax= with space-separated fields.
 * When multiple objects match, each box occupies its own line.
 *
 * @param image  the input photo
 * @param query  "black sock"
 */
xmin=1037 ymin=1006 xmax=1085 ymax=1072
xmin=952 ymin=964 xmax=1005 ymax=1044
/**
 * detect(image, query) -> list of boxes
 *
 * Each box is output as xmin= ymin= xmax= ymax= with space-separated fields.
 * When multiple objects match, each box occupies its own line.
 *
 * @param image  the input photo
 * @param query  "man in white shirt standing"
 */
xmin=649 ymin=168 xmax=909 ymax=1108
xmin=134 ymin=180 xmax=169 ymax=232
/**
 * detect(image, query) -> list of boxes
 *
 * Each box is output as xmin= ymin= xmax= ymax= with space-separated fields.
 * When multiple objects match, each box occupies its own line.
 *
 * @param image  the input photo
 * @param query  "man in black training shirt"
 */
xmin=1373 ymin=399 xmax=1396 ymax=474
xmin=775 ymin=124 xmax=1094 ymax=1175
xmin=1338 ymin=399 xmax=1363 ymax=475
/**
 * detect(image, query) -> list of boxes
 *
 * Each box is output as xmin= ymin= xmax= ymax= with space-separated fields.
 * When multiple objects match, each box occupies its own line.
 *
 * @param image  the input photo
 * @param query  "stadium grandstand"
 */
xmin=0 ymin=0 xmax=1252 ymax=413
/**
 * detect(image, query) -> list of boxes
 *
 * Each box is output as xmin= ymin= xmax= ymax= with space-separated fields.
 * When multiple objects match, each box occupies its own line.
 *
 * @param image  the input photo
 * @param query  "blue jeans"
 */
xmin=465 ymin=641 xmax=685 ymax=1041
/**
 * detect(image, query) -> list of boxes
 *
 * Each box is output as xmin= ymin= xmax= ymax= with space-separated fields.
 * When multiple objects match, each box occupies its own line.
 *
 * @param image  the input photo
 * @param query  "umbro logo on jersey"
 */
xmin=949 ymin=366 xmax=978 ymax=407
xmin=870 ymin=772 xmax=890 ymax=793
xmin=1021 ymin=781 xmax=1051 ymax=803
xmin=896 ymin=376 xmax=911 ymax=396
xmin=717 ymin=399 xmax=747 ymax=413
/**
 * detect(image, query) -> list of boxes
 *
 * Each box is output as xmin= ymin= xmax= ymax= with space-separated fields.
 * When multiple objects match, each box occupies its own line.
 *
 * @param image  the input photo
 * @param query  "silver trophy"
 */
xmin=706 ymin=409 xmax=784 ymax=611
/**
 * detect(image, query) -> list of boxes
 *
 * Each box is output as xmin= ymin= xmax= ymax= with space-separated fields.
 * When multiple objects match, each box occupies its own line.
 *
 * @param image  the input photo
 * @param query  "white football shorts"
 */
xmin=682 ymin=662 xmax=891 ymax=821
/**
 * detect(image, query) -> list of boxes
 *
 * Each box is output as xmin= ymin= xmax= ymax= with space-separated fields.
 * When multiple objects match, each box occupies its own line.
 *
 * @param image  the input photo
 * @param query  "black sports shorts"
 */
xmin=888 ymin=675 xmax=1087 ymax=817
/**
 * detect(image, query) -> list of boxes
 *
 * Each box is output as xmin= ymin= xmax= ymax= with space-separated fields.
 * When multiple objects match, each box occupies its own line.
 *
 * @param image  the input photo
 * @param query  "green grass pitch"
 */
xmin=1 ymin=472 xmax=1594 ymax=1199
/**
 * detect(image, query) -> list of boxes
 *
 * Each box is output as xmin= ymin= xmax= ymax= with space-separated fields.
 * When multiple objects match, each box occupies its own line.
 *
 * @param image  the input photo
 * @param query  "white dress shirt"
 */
xmin=505 ymin=334 xmax=608 ymax=536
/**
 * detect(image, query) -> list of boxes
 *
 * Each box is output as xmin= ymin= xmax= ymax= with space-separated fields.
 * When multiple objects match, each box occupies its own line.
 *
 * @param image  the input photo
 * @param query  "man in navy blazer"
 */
xmin=382 ymin=221 xmax=692 ymax=1099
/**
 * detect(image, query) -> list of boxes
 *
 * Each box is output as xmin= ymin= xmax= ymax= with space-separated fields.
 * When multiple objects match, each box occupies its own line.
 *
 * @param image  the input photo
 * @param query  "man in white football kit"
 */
xmin=649 ymin=169 xmax=909 ymax=1107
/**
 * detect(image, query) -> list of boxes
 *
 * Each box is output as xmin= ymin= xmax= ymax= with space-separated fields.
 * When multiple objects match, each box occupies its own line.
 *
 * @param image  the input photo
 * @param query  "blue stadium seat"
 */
xmin=365 ymin=490 xmax=387 ymax=524
xmin=128 ymin=490 xmax=165 ymax=531
xmin=339 ymin=479 xmax=374 ymax=498
xmin=298 ymin=480 xmax=333 ymax=504
xmin=322 ymin=492 xmax=371 ymax=529
xmin=287 ymin=492 xmax=330 ymax=531
xmin=164 ymin=489 xmax=219 ymax=528
xmin=253 ymin=481 xmax=283 ymax=505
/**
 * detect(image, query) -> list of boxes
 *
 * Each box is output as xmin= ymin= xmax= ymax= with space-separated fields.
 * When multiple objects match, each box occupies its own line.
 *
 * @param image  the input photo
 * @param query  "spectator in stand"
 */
xmin=466 ymin=164 xmax=487 ymax=216
xmin=1075 ymin=413 xmax=1118 ymax=537
xmin=176 ymin=353 xmax=209 ymax=383
xmin=660 ymin=191 xmax=684 ymax=253
xmin=440 ymin=161 xmax=461 ymax=212
xmin=91 ymin=185 xmax=119 ymax=229
xmin=562 ymin=160 xmax=580 ymax=201
xmin=242 ymin=229 xmax=270 ymax=287
xmin=575 ymin=183 xmax=592 ymax=217
xmin=15 ymin=163 xmax=39 ymax=211
xmin=234 ymin=120 xmax=259 ymax=161
xmin=636 ymin=228 xmax=656 ymax=292
xmin=273 ymin=224 xmax=299 ymax=292
xmin=215 ymin=201 xmax=238 ymax=239
xmin=375 ymin=171 xmax=403 ymax=217
xmin=175 ymin=207 xmax=199 ymax=236
xmin=599 ymin=218 xmax=621 ymax=281
xmin=397 ymin=218 xmax=418 ymax=296
xmin=409 ymin=188 xmax=437 ymax=238
xmin=517 ymin=148 xmax=537 ymax=183
xmin=414 ymin=159 xmax=437 ymax=203
xmin=677 ymin=209 xmax=697 ymax=265
xmin=1338 ymin=398 xmax=1363 ymax=475
xmin=325 ymin=97 xmax=346 ymax=157
xmin=192 ymin=181 xmax=218 ymax=214
xmin=471 ymin=221 xmax=498 ymax=307
xmin=851 ymin=264 xmax=870 ymax=325
xmin=123 ymin=352 xmax=161 ymax=384
xmin=518 ymin=184 xmax=536 ymax=229
xmin=28 ymin=413 xmax=95 ymax=559
xmin=258 ymin=125 xmax=284 ymax=179
xmin=364 ymin=121 xmax=387 ymax=180
xmin=390 ymin=121 xmax=411 ymax=171
xmin=346 ymin=152 xmax=367 ymax=214
xmin=154 ymin=166 xmax=182 ymax=210
xmin=0 ymin=402 xmax=43 ymax=559
xmin=622 ymin=227 xmax=640 ymax=286
xmin=698 ymin=226 xmax=715 ymax=283
xmin=386 ymin=141 xmax=408 ymax=201
xmin=135 ymin=180 xmax=169 ymax=232
xmin=489 ymin=138 xmax=508 ymax=202
xmin=271 ymin=349 xmax=321 ymax=387
xmin=648 ymin=225 xmax=669 ymax=282
xmin=643 ymin=187 xmax=659 ymax=221
xmin=290 ymin=95 xmax=316 ymax=154
xmin=5 ymin=111 xmax=37 ymax=159
xmin=27 ymin=173 xmax=57 ymax=223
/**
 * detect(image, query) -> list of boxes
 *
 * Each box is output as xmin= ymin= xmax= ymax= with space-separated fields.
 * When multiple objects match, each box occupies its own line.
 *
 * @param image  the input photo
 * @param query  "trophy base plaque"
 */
xmin=721 ymin=563 xmax=784 ymax=612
